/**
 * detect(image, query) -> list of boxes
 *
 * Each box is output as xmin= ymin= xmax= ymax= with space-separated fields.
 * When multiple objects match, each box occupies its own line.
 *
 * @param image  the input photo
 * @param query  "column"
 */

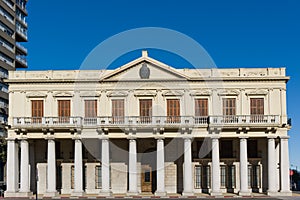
xmin=72 ymin=139 xmax=84 ymax=196
xmin=128 ymin=139 xmax=138 ymax=195
xmin=239 ymin=137 xmax=250 ymax=196
xmin=155 ymin=138 xmax=166 ymax=196
xmin=20 ymin=140 xmax=30 ymax=193
xmin=267 ymin=137 xmax=277 ymax=195
xmin=101 ymin=138 xmax=111 ymax=195
xmin=211 ymin=137 xmax=222 ymax=196
xmin=182 ymin=137 xmax=194 ymax=196
xmin=5 ymin=139 xmax=18 ymax=195
xmin=280 ymin=137 xmax=292 ymax=195
xmin=45 ymin=139 xmax=57 ymax=196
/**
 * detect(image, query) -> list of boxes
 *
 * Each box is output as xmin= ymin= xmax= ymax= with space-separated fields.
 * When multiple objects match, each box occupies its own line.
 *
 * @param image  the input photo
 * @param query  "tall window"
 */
xmin=112 ymin=99 xmax=124 ymax=123
xmin=202 ymin=165 xmax=211 ymax=189
xmin=227 ymin=165 xmax=236 ymax=188
xmin=95 ymin=165 xmax=102 ymax=189
xmin=250 ymin=98 xmax=264 ymax=115
xmin=71 ymin=166 xmax=74 ymax=189
xmin=58 ymin=100 xmax=70 ymax=123
xmin=85 ymin=100 xmax=97 ymax=117
xmin=195 ymin=99 xmax=208 ymax=116
xmin=220 ymin=165 xmax=226 ymax=188
xmin=194 ymin=165 xmax=202 ymax=189
xmin=167 ymin=99 xmax=180 ymax=123
xmin=31 ymin=100 xmax=43 ymax=123
xmin=223 ymin=98 xmax=236 ymax=116
xmin=139 ymin=99 xmax=152 ymax=123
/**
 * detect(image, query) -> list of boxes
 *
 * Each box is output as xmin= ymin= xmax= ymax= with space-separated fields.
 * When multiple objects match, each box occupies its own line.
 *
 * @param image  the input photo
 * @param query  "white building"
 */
xmin=4 ymin=51 xmax=291 ymax=197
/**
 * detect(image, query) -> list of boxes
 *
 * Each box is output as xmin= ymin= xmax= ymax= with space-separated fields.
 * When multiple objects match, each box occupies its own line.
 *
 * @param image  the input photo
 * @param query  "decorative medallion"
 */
xmin=139 ymin=63 xmax=150 ymax=79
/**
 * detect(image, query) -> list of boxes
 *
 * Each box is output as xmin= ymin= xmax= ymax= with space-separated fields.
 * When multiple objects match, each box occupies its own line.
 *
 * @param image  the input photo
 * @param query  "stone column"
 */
xmin=101 ymin=138 xmax=111 ymax=196
xmin=72 ymin=139 xmax=84 ymax=196
xmin=128 ymin=138 xmax=138 ymax=195
xmin=5 ymin=139 xmax=18 ymax=196
xmin=45 ymin=139 xmax=58 ymax=197
xmin=211 ymin=137 xmax=222 ymax=196
xmin=155 ymin=138 xmax=166 ymax=196
xmin=280 ymin=137 xmax=292 ymax=195
xmin=182 ymin=137 xmax=194 ymax=196
xmin=267 ymin=137 xmax=277 ymax=196
xmin=20 ymin=140 xmax=30 ymax=194
xmin=239 ymin=137 xmax=250 ymax=196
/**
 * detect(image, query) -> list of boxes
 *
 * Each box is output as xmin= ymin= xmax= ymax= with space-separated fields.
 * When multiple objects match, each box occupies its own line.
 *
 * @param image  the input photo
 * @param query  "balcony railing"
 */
xmin=209 ymin=115 xmax=280 ymax=125
xmin=12 ymin=115 xmax=281 ymax=129
xmin=16 ymin=42 xmax=28 ymax=54
xmin=16 ymin=55 xmax=27 ymax=66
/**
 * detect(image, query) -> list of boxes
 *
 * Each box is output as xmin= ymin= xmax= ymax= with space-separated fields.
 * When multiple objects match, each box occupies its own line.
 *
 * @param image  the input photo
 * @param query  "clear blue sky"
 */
xmin=25 ymin=1 xmax=300 ymax=168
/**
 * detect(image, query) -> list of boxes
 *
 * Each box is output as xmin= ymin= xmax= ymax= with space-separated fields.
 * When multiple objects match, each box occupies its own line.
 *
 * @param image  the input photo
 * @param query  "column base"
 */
xmin=71 ymin=191 xmax=85 ymax=197
xmin=182 ymin=191 xmax=194 ymax=196
xmin=238 ymin=191 xmax=251 ymax=196
xmin=155 ymin=191 xmax=167 ymax=196
xmin=267 ymin=191 xmax=279 ymax=196
xmin=5 ymin=191 xmax=33 ymax=197
xmin=44 ymin=191 xmax=59 ymax=197
xmin=99 ymin=190 xmax=112 ymax=196
xmin=278 ymin=191 xmax=292 ymax=196
xmin=210 ymin=191 xmax=223 ymax=197
xmin=127 ymin=191 xmax=139 ymax=196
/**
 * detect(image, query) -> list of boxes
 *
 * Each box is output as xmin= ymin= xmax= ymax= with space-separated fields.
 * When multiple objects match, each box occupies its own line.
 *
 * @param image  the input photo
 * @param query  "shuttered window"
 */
xmin=58 ymin=100 xmax=70 ymax=117
xmin=85 ymin=100 xmax=97 ymax=117
xmin=112 ymin=99 xmax=124 ymax=123
xmin=139 ymin=99 xmax=152 ymax=123
xmin=223 ymin=98 xmax=236 ymax=116
xmin=167 ymin=99 xmax=180 ymax=123
xmin=195 ymin=99 xmax=208 ymax=116
xmin=32 ymin=100 xmax=43 ymax=123
xmin=250 ymin=98 xmax=264 ymax=115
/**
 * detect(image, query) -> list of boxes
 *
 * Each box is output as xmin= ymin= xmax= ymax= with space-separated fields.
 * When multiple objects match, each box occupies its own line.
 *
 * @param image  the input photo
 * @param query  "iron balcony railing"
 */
xmin=12 ymin=115 xmax=280 ymax=128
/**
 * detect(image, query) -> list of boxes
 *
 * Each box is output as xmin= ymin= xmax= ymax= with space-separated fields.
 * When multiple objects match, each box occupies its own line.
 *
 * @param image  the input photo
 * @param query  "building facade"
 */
xmin=5 ymin=51 xmax=291 ymax=197
xmin=0 ymin=0 xmax=28 ymax=187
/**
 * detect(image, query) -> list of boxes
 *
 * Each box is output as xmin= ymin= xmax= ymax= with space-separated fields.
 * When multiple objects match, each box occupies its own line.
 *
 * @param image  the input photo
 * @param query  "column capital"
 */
xmin=127 ymin=135 xmax=137 ymax=140
xmin=155 ymin=136 xmax=165 ymax=140
xmin=267 ymin=135 xmax=277 ymax=139
xmin=6 ymin=138 xmax=16 ymax=142
xmin=210 ymin=135 xmax=220 ymax=140
xmin=45 ymin=136 xmax=55 ymax=141
xmin=239 ymin=136 xmax=249 ymax=139
xmin=280 ymin=136 xmax=290 ymax=140
xmin=99 ymin=136 xmax=109 ymax=140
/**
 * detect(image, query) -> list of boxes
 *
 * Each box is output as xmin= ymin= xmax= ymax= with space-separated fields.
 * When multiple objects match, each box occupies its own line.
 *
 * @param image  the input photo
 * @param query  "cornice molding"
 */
xmin=53 ymin=91 xmax=73 ymax=97
xmin=26 ymin=92 xmax=47 ymax=98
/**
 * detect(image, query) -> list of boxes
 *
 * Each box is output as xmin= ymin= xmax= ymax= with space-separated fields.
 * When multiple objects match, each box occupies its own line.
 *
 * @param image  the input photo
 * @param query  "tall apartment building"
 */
xmin=0 ymin=0 xmax=28 ymax=186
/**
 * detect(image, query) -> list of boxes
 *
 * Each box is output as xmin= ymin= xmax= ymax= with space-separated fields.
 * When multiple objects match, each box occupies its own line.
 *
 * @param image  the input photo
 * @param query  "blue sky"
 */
xmin=25 ymin=1 xmax=300 ymax=167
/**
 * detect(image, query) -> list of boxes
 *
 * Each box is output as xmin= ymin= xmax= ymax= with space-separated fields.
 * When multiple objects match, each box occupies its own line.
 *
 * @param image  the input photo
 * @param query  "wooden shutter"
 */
xmin=250 ymin=98 xmax=264 ymax=115
xmin=58 ymin=100 xmax=70 ymax=117
xmin=85 ymin=100 xmax=97 ymax=117
xmin=167 ymin=99 xmax=180 ymax=123
xmin=195 ymin=99 xmax=208 ymax=116
xmin=139 ymin=99 xmax=152 ymax=123
xmin=223 ymin=98 xmax=236 ymax=116
xmin=32 ymin=100 xmax=43 ymax=123
xmin=112 ymin=99 xmax=124 ymax=123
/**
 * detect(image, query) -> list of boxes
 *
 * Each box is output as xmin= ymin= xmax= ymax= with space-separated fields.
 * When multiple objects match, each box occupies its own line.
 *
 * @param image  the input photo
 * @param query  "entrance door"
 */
xmin=141 ymin=165 xmax=152 ymax=192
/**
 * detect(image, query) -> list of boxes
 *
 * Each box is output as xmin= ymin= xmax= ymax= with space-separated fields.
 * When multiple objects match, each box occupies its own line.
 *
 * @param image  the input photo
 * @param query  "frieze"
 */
xmin=53 ymin=91 xmax=73 ymax=97
xmin=246 ymin=89 xmax=268 ymax=96
xmin=190 ymin=90 xmax=212 ymax=96
xmin=26 ymin=92 xmax=47 ymax=98
xmin=218 ymin=89 xmax=240 ymax=96
xmin=106 ymin=91 xmax=128 ymax=97
xmin=162 ymin=90 xmax=184 ymax=97
xmin=134 ymin=90 xmax=157 ymax=97
xmin=79 ymin=91 xmax=101 ymax=97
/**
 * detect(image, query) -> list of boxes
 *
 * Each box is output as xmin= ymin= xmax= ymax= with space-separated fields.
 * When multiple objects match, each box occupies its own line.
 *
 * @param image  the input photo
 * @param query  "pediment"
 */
xmin=26 ymin=92 xmax=47 ymax=98
xmin=162 ymin=90 xmax=184 ymax=97
xmin=53 ymin=92 xmax=73 ymax=97
xmin=80 ymin=91 xmax=101 ymax=97
xmin=134 ymin=90 xmax=157 ymax=97
xmin=106 ymin=91 xmax=128 ymax=97
xmin=246 ymin=89 xmax=268 ymax=96
xmin=190 ymin=90 xmax=212 ymax=96
xmin=101 ymin=52 xmax=189 ymax=81
xmin=218 ymin=89 xmax=240 ymax=96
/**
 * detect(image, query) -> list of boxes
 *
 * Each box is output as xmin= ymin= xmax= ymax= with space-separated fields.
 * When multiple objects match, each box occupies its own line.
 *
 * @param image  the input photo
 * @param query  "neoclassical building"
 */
xmin=4 ymin=51 xmax=291 ymax=197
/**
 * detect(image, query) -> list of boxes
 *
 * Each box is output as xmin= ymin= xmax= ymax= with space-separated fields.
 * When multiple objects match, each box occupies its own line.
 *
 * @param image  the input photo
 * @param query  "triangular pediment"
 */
xmin=100 ymin=51 xmax=189 ymax=81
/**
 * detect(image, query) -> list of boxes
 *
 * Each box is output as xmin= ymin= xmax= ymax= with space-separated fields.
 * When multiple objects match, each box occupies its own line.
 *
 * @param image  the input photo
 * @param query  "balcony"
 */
xmin=16 ymin=55 xmax=27 ymax=67
xmin=16 ymin=42 xmax=28 ymax=55
xmin=12 ymin=115 xmax=281 ymax=131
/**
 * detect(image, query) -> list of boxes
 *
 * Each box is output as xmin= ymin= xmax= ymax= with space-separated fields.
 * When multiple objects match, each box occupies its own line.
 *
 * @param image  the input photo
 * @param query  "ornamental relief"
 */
xmin=162 ymin=90 xmax=184 ymax=97
xmin=106 ymin=91 xmax=128 ymax=97
xmin=26 ymin=92 xmax=47 ymax=98
xmin=190 ymin=90 xmax=212 ymax=96
xmin=53 ymin=91 xmax=73 ymax=97
xmin=79 ymin=91 xmax=101 ymax=97
xmin=217 ymin=89 xmax=240 ymax=96
xmin=246 ymin=89 xmax=268 ymax=96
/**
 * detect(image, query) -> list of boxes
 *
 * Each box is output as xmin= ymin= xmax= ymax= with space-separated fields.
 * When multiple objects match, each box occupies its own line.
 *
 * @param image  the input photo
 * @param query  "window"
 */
xmin=139 ymin=99 xmax=152 ymax=123
xmin=250 ymin=98 xmax=264 ymax=115
xmin=167 ymin=99 xmax=180 ymax=123
xmin=31 ymin=100 xmax=43 ymax=123
xmin=144 ymin=170 xmax=151 ymax=183
xmin=223 ymin=98 xmax=236 ymax=116
xmin=220 ymin=165 xmax=226 ymax=188
xmin=58 ymin=100 xmax=70 ymax=123
xmin=194 ymin=165 xmax=202 ymax=189
xmin=195 ymin=99 xmax=208 ymax=116
xmin=248 ymin=165 xmax=252 ymax=188
xmin=252 ymin=165 xmax=261 ymax=188
xmin=112 ymin=99 xmax=124 ymax=123
xmin=95 ymin=165 xmax=102 ymax=189
xmin=84 ymin=100 xmax=97 ymax=124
